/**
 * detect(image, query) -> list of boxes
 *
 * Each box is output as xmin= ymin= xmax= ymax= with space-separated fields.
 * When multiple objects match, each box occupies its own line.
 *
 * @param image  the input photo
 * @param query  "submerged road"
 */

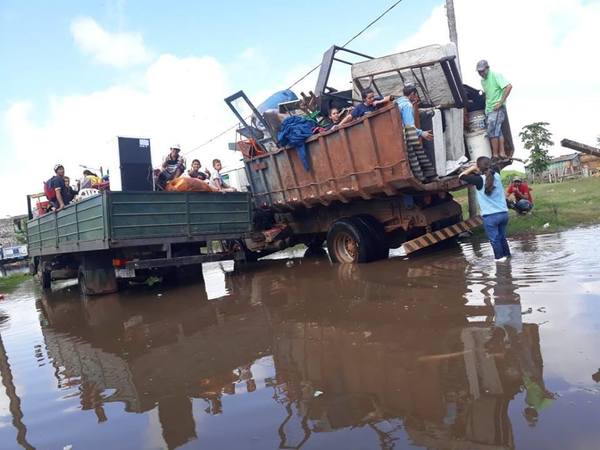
xmin=0 ymin=227 xmax=599 ymax=450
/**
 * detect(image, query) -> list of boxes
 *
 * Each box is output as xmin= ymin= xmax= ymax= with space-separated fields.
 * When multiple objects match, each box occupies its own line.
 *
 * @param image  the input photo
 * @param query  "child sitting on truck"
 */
xmin=211 ymin=159 xmax=236 ymax=192
xmin=187 ymin=159 xmax=211 ymax=181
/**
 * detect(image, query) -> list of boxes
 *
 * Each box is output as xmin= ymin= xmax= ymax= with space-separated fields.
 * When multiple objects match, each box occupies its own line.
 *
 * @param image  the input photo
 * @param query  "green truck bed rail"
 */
xmin=27 ymin=191 xmax=253 ymax=257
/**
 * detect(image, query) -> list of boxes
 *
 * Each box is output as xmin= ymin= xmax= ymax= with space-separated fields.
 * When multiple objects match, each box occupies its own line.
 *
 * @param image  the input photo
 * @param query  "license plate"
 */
xmin=116 ymin=267 xmax=136 ymax=278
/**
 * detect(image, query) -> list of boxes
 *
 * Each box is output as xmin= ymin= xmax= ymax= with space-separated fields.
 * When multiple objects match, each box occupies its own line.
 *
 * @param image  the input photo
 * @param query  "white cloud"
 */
xmin=71 ymin=16 xmax=152 ymax=68
xmin=239 ymin=47 xmax=259 ymax=61
xmin=4 ymin=3 xmax=599 ymax=217
xmin=1 ymin=53 xmax=240 ymax=216
xmin=395 ymin=0 xmax=600 ymax=162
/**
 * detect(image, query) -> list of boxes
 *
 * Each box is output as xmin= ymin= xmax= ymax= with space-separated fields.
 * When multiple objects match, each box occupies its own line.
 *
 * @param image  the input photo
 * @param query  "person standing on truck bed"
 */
xmin=459 ymin=156 xmax=511 ymax=262
xmin=338 ymin=88 xmax=393 ymax=127
xmin=46 ymin=164 xmax=72 ymax=211
xmin=477 ymin=60 xmax=512 ymax=160
xmin=396 ymin=84 xmax=436 ymax=182
xmin=158 ymin=145 xmax=186 ymax=187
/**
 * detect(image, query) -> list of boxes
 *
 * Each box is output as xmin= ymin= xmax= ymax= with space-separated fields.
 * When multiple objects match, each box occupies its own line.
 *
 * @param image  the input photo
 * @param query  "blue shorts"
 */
xmin=486 ymin=105 xmax=506 ymax=139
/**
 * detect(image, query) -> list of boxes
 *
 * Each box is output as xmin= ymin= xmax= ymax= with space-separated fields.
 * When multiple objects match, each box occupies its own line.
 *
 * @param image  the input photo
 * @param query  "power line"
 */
xmin=184 ymin=0 xmax=405 ymax=156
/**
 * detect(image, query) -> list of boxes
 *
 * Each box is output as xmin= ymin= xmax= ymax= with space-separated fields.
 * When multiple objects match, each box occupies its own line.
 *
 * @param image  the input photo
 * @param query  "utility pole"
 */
xmin=446 ymin=0 xmax=478 ymax=218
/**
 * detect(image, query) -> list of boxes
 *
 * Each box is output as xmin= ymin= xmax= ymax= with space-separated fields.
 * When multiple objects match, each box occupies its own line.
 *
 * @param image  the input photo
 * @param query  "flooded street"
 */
xmin=1 ymin=227 xmax=599 ymax=450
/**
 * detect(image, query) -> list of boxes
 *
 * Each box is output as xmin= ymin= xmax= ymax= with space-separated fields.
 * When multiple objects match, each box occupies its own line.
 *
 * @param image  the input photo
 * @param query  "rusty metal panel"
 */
xmin=246 ymin=104 xmax=460 ymax=210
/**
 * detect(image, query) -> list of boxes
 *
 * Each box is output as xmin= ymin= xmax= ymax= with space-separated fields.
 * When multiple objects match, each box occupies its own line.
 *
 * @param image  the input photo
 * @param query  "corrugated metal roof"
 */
xmin=549 ymin=153 xmax=579 ymax=163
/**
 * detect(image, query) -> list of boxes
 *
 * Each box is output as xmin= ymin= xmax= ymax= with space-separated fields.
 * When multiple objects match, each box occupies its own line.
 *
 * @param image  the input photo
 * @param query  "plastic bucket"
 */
xmin=465 ymin=130 xmax=492 ymax=161
xmin=467 ymin=110 xmax=486 ymax=133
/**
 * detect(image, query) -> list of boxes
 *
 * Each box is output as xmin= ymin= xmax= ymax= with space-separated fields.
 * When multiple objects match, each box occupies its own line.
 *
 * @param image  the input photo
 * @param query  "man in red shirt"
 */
xmin=506 ymin=177 xmax=533 ymax=214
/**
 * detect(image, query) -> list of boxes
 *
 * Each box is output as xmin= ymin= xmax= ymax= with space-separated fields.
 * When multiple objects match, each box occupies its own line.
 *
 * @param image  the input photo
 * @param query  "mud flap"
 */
xmin=402 ymin=216 xmax=483 ymax=255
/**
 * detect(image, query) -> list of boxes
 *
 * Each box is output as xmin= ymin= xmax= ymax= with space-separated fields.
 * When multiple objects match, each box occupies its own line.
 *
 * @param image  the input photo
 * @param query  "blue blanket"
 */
xmin=277 ymin=116 xmax=314 ymax=170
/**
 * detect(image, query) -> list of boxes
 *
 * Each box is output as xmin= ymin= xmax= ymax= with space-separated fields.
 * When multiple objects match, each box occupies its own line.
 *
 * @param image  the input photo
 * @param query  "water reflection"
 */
xmin=2 ymin=228 xmax=599 ymax=449
xmin=0 ymin=330 xmax=35 ymax=450
xmin=24 ymin=251 xmax=548 ymax=449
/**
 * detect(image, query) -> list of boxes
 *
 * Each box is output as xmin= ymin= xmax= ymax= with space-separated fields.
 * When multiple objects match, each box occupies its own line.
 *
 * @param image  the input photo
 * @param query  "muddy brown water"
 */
xmin=1 ymin=228 xmax=599 ymax=450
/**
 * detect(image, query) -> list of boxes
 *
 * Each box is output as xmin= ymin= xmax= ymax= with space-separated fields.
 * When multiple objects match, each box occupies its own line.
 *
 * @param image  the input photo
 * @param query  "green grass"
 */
xmin=501 ymin=170 xmax=526 ymax=184
xmin=454 ymin=177 xmax=600 ymax=235
xmin=0 ymin=273 xmax=30 ymax=292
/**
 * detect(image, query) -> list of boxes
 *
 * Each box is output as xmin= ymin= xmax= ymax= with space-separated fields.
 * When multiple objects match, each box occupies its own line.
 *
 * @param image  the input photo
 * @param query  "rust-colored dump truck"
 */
xmin=226 ymin=44 xmax=513 ymax=263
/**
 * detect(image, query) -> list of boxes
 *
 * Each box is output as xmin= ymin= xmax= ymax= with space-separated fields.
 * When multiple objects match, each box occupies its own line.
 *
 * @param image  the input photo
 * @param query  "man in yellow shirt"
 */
xmin=477 ymin=60 xmax=512 ymax=159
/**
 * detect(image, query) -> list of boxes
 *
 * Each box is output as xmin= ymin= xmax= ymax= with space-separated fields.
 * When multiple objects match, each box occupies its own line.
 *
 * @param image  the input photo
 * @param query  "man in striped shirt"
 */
xmin=158 ymin=144 xmax=186 ymax=187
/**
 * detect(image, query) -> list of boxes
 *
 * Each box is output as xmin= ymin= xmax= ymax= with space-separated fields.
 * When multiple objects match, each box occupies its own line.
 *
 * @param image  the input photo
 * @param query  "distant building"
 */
xmin=0 ymin=215 xmax=28 ymax=247
xmin=580 ymin=153 xmax=600 ymax=175
xmin=526 ymin=152 xmax=600 ymax=182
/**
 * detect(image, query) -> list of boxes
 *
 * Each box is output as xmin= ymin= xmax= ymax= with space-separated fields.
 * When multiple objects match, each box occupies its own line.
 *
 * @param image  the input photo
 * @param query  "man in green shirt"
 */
xmin=477 ymin=60 xmax=512 ymax=159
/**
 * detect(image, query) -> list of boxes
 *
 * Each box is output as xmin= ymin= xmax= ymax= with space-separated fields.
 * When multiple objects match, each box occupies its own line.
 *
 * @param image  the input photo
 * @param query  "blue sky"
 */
xmin=0 ymin=0 xmax=440 ymax=114
xmin=0 ymin=0 xmax=442 ymax=216
xmin=1 ymin=0 xmax=599 ymax=217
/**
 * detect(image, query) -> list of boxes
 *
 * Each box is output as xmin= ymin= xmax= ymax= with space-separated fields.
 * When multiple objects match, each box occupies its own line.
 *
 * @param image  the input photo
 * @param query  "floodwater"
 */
xmin=1 ymin=228 xmax=600 ymax=450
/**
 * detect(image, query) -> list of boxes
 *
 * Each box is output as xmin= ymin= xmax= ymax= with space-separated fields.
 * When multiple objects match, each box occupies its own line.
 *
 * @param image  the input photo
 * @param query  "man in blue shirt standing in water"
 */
xmin=459 ymin=156 xmax=511 ymax=262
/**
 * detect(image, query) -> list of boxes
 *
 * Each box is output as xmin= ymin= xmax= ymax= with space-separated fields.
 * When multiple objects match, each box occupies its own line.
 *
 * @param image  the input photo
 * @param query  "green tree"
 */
xmin=520 ymin=122 xmax=553 ymax=175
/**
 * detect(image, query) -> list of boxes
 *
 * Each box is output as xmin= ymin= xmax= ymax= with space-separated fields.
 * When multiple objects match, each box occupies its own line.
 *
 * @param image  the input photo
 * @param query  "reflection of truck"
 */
xmin=226 ymin=44 xmax=513 ymax=263
xmin=26 ymin=191 xmax=252 ymax=294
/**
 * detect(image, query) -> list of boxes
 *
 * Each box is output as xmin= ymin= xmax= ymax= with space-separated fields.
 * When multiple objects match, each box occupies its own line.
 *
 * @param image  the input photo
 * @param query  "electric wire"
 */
xmin=183 ymin=0 xmax=405 ymax=156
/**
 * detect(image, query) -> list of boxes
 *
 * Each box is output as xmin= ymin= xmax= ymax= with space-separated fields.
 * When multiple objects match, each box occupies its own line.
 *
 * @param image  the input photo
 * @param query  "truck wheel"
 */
xmin=171 ymin=264 xmax=204 ymax=284
xmin=40 ymin=264 xmax=52 ymax=290
xmin=78 ymin=252 xmax=118 ymax=295
xmin=305 ymin=234 xmax=325 ymax=250
xmin=30 ymin=257 xmax=39 ymax=276
xmin=354 ymin=215 xmax=389 ymax=260
xmin=304 ymin=234 xmax=326 ymax=258
xmin=327 ymin=218 xmax=377 ymax=263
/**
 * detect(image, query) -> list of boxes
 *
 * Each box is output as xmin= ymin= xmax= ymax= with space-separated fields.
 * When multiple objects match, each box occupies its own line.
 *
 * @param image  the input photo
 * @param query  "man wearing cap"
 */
xmin=395 ymin=84 xmax=436 ymax=181
xmin=47 ymin=164 xmax=72 ymax=210
xmin=477 ymin=60 xmax=512 ymax=159
xmin=506 ymin=176 xmax=533 ymax=214
xmin=158 ymin=145 xmax=186 ymax=187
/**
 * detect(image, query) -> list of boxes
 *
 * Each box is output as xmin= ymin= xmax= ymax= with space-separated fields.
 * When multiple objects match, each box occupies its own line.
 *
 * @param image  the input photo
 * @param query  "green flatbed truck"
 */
xmin=26 ymin=191 xmax=252 ymax=294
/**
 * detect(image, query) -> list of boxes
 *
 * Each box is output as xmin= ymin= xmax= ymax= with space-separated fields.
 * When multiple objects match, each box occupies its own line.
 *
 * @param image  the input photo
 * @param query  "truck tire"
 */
xmin=169 ymin=264 xmax=205 ymax=284
xmin=39 ymin=263 xmax=52 ymax=290
xmin=30 ymin=257 xmax=39 ymax=275
xmin=303 ymin=234 xmax=326 ymax=258
xmin=78 ymin=252 xmax=118 ymax=296
xmin=327 ymin=218 xmax=378 ymax=264
xmin=354 ymin=215 xmax=389 ymax=260
xmin=305 ymin=234 xmax=325 ymax=250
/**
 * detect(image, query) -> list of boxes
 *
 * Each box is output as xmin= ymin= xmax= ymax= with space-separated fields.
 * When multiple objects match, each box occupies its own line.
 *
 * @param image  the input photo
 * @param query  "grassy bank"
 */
xmin=454 ymin=177 xmax=600 ymax=235
xmin=0 ymin=273 xmax=30 ymax=292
